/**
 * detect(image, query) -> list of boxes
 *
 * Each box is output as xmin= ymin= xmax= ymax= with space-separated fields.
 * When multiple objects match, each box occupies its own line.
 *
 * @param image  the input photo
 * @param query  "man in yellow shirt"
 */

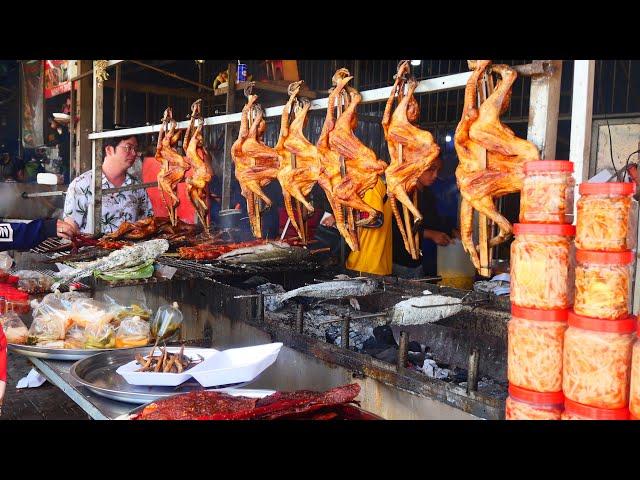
xmin=344 ymin=177 xmax=393 ymax=275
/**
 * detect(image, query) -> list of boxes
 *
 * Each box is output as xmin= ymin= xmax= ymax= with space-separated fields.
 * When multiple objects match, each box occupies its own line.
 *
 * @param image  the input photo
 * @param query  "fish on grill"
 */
xmin=269 ymin=278 xmax=379 ymax=310
xmin=55 ymin=239 xmax=169 ymax=284
xmin=133 ymin=383 xmax=361 ymax=420
xmin=216 ymin=241 xmax=311 ymax=265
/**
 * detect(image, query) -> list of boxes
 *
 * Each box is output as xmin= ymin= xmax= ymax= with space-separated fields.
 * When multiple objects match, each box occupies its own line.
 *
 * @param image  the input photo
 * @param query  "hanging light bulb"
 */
xmin=411 ymin=60 xmax=422 ymax=66
xmin=445 ymin=135 xmax=452 ymax=143
xmin=195 ymin=60 xmax=205 ymax=64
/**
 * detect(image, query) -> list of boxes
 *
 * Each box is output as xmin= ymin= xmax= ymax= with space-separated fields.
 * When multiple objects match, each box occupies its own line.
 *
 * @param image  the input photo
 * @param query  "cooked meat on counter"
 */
xmin=454 ymin=60 xmax=540 ymax=270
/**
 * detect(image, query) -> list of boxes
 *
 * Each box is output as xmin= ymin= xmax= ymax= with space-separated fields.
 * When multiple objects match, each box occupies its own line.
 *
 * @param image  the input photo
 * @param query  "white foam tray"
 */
xmin=116 ymin=343 xmax=282 ymax=388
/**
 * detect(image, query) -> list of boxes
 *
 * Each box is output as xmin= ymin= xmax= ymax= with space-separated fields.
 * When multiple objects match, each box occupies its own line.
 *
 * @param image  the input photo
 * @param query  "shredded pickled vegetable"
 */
xmin=511 ymin=235 xmax=574 ymax=309
xmin=563 ymin=327 xmax=634 ymax=409
xmin=630 ymin=342 xmax=640 ymax=419
xmin=574 ymin=264 xmax=630 ymax=320
xmin=520 ymin=176 xmax=574 ymax=224
xmin=505 ymin=396 xmax=562 ymax=420
xmin=576 ymin=196 xmax=633 ymax=251
xmin=561 ymin=411 xmax=588 ymax=420
xmin=508 ymin=317 xmax=566 ymax=392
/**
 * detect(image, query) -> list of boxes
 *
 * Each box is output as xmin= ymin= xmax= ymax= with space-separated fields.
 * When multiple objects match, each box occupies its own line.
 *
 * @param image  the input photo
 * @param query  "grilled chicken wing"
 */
xmin=454 ymin=60 xmax=540 ymax=270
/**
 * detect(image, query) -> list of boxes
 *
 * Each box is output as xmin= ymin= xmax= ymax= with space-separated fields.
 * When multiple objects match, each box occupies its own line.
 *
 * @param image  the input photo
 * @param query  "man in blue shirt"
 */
xmin=0 ymin=218 xmax=78 ymax=251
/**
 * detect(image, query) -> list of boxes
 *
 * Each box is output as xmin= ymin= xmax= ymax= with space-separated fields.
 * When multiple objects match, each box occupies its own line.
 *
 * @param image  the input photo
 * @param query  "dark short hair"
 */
xmin=103 ymin=135 xmax=140 ymax=154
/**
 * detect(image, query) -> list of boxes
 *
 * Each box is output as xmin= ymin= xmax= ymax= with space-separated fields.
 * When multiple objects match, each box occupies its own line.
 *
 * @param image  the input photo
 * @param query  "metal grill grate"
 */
xmin=30 ymin=237 xmax=73 ymax=259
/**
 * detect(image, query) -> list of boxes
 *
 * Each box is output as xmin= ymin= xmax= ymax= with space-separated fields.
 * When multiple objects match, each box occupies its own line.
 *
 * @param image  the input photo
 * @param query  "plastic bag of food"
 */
xmin=102 ymin=294 xmax=152 ymax=326
xmin=84 ymin=322 xmax=116 ymax=349
xmin=31 ymin=295 xmax=73 ymax=333
xmin=0 ymin=251 xmax=13 ymax=271
xmin=1 ymin=310 xmax=29 ymax=344
xmin=69 ymin=298 xmax=114 ymax=329
xmin=27 ymin=314 xmax=67 ymax=344
xmin=64 ymin=325 xmax=87 ymax=349
xmin=115 ymin=316 xmax=150 ymax=348
xmin=13 ymin=270 xmax=55 ymax=294
xmin=150 ymin=302 xmax=183 ymax=340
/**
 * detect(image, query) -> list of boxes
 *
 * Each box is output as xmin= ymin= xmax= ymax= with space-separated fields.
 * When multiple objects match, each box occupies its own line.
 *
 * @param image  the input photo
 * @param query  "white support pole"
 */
xmin=90 ymin=61 xmax=104 ymax=235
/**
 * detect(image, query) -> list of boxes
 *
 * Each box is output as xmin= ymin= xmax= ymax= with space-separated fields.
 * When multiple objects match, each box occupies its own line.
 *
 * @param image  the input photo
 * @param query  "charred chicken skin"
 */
xmin=231 ymin=95 xmax=280 ymax=238
xmin=275 ymin=81 xmax=321 ymax=243
xmin=316 ymin=70 xmax=360 ymax=251
xmin=184 ymin=115 xmax=213 ymax=231
xmin=383 ymin=62 xmax=440 ymax=255
xmin=156 ymin=108 xmax=191 ymax=227
xmin=454 ymin=60 xmax=540 ymax=270
xmin=328 ymin=74 xmax=387 ymax=228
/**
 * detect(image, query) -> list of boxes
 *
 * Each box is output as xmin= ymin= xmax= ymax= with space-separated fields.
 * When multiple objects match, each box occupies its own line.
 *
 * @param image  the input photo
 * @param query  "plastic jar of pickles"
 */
xmin=562 ymin=398 xmax=629 ymax=420
xmin=508 ymin=305 xmax=568 ymax=392
xmin=563 ymin=312 xmax=636 ymax=409
xmin=510 ymin=223 xmax=575 ymax=310
xmin=4 ymin=290 xmax=30 ymax=315
xmin=576 ymin=182 xmax=637 ymax=251
xmin=520 ymin=160 xmax=575 ymax=224
xmin=628 ymin=322 xmax=640 ymax=419
xmin=505 ymin=384 xmax=564 ymax=420
xmin=574 ymin=250 xmax=633 ymax=320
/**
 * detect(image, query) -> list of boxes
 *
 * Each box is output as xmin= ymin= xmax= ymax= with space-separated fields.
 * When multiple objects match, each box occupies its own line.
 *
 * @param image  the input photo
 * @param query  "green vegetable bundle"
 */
xmin=94 ymin=260 xmax=155 ymax=282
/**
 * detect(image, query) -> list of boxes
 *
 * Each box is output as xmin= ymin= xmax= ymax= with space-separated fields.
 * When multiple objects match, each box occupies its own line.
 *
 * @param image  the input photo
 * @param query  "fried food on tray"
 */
xmin=134 ymin=344 xmax=203 ymax=373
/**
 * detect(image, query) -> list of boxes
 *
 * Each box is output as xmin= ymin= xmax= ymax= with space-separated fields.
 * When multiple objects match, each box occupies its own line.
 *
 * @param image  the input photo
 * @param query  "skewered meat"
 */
xmin=328 ymin=74 xmax=387 ymax=228
xmin=383 ymin=62 xmax=440 ymax=256
xmin=454 ymin=60 xmax=540 ymax=270
xmin=156 ymin=108 xmax=191 ymax=227
xmin=275 ymin=81 xmax=321 ymax=243
xmin=231 ymin=95 xmax=280 ymax=238
xmin=184 ymin=111 xmax=213 ymax=231
xmin=101 ymin=217 xmax=199 ymax=243
xmin=316 ymin=71 xmax=360 ymax=251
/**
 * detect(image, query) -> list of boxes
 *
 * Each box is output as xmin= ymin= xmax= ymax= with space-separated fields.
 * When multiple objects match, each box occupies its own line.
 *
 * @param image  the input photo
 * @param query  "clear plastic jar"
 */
xmin=520 ymin=160 xmax=575 ymax=224
xmin=629 ymin=323 xmax=640 ymax=419
xmin=574 ymin=250 xmax=633 ymax=320
xmin=508 ymin=305 xmax=568 ymax=392
xmin=505 ymin=384 xmax=564 ymax=420
xmin=4 ymin=290 xmax=31 ymax=315
xmin=576 ymin=182 xmax=638 ymax=251
xmin=563 ymin=312 xmax=636 ymax=409
xmin=510 ymin=223 xmax=575 ymax=310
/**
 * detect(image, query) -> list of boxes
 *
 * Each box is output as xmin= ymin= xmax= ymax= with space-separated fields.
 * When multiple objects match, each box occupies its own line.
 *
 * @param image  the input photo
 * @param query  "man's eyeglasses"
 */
xmin=118 ymin=144 xmax=138 ymax=153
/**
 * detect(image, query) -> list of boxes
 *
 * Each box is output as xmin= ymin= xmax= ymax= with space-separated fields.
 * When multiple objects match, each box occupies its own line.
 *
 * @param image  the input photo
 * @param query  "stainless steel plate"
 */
xmin=7 ymin=343 xmax=135 ymax=361
xmin=69 ymin=347 xmax=252 ymax=405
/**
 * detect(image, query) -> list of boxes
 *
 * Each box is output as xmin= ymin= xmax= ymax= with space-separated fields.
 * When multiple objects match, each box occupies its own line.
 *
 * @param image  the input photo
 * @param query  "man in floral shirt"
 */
xmin=64 ymin=135 xmax=153 ymax=234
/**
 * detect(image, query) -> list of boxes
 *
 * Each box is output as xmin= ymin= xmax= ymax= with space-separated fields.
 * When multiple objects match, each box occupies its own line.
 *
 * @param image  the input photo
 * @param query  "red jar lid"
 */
xmin=511 ymin=304 xmax=569 ymax=322
xmin=524 ymin=160 xmax=574 ymax=173
xmin=568 ymin=311 xmax=637 ymax=333
xmin=579 ymin=182 xmax=636 ymax=196
xmin=564 ymin=398 xmax=630 ymax=420
xmin=513 ymin=223 xmax=576 ymax=236
xmin=575 ymin=249 xmax=634 ymax=265
xmin=7 ymin=275 xmax=18 ymax=284
xmin=508 ymin=384 xmax=564 ymax=405
xmin=5 ymin=291 xmax=29 ymax=301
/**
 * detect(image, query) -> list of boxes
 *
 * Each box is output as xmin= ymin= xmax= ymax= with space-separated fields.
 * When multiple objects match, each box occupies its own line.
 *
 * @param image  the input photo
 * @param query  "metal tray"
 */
xmin=69 ymin=347 xmax=252 ymax=405
xmin=7 ymin=343 xmax=137 ymax=361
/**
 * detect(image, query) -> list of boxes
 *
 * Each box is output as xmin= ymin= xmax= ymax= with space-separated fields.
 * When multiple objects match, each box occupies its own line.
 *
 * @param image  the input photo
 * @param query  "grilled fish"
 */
xmin=270 ymin=278 xmax=379 ymax=310
xmin=217 ymin=242 xmax=310 ymax=264
xmin=56 ymin=239 xmax=170 ymax=284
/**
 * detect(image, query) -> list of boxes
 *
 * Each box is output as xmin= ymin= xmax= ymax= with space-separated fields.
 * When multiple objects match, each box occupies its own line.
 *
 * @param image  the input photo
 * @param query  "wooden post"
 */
xmin=77 ymin=60 xmax=93 ymax=179
xmin=114 ymin=64 xmax=121 ymax=126
xmin=477 ymin=72 xmax=492 ymax=278
xmin=91 ymin=61 xmax=104 ymax=235
xmin=527 ymin=60 xmax=563 ymax=160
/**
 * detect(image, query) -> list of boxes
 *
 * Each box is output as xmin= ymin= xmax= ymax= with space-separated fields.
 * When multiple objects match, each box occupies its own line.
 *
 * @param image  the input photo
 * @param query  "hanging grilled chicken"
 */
xmin=316 ymin=70 xmax=360 ymax=251
xmin=275 ymin=81 xmax=321 ymax=243
xmin=156 ymin=108 xmax=191 ymax=227
xmin=328 ymin=73 xmax=387 ymax=228
xmin=383 ymin=62 xmax=440 ymax=256
xmin=184 ymin=114 xmax=213 ymax=231
xmin=454 ymin=60 xmax=540 ymax=270
xmin=231 ymin=95 xmax=280 ymax=238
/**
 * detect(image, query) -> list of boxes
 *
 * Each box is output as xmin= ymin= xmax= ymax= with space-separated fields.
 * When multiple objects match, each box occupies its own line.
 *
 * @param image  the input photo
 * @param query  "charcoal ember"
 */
xmin=256 ymin=283 xmax=286 ymax=311
xmin=373 ymin=325 xmax=397 ymax=347
xmin=408 ymin=341 xmax=422 ymax=353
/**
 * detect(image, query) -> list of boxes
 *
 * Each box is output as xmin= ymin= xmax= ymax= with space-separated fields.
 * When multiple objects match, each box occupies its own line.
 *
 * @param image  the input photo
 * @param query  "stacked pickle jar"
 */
xmin=507 ymin=161 xmax=575 ymax=420
xmin=564 ymin=181 xmax=638 ymax=420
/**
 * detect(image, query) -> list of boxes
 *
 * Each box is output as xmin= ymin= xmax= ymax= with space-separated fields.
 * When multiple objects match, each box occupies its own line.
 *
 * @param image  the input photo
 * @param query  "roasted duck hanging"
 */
xmin=231 ymin=93 xmax=280 ymax=238
xmin=275 ymin=81 xmax=321 ymax=244
xmin=383 ymin=60 xmax=440 ymax=259
xmin=183 ymin=100 xmax=213 ymax=231
xmin=454 ymin=60 xmax=540 ymax=271
xmin=155 ymin=107 xmax=191 ymax=227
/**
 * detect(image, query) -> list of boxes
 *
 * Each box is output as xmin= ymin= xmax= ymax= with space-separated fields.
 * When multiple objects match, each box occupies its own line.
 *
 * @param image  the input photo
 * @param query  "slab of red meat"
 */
xmin=135 ymin=390 xmax=257 ymax=420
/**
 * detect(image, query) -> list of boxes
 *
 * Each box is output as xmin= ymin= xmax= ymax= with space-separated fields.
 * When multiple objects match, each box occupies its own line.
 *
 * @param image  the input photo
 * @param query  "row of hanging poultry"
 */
xmin=154 ymin=59 xmax=541 ymax=271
